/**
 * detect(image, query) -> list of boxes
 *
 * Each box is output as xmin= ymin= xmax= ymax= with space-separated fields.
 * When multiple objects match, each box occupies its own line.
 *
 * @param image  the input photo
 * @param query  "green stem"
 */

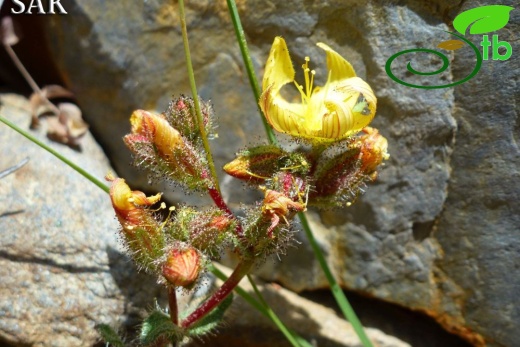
xmin=298 ymin=212 xmax=374 ymax=347
xmin=0 ymin=115 xmax=109 ymax=193
xmin=226 ymin=0 xmax=277 ymax=145
xmin=177 ymin=0 xmax=221 ymax=192
xmin=247 ymin=274 xmax=305 ymax=347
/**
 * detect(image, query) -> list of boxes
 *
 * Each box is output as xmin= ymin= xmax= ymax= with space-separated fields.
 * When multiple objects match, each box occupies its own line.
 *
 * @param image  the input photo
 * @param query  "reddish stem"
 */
xmin=180 ymin=259 xmax=254 ymax=328
xmin=168 ymin=286 xmax=178 ymax=326
xmin=206 ymin=182 xmax=244 ymax=238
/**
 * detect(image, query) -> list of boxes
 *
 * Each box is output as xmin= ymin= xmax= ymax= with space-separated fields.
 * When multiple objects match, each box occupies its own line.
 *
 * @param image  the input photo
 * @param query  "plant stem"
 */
xmin=176 ymin=0 xmax=221 ymax=193
xmin=0 ymin=116 xmax=109 ymax=193
xmin=226 ymin=0 xmax=277 ymax=145
xmin=4 ymin=44 xmax=61 ymax=115
xmin=168 ymin=286 xmax=178 ymax=326
xmin=298 ymin=212 xmax=374 ymax=347
xmin=247 ymin=274 xmax=303 ymax=347
xmin=181 ymin=259 xmax=255 ymax=328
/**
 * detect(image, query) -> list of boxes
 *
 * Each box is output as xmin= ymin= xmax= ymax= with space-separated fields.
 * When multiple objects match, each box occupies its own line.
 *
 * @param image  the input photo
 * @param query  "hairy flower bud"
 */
xmin=357 ymin=127 xmax=389 ymax=177
xmin=124 ymin=110 xmax=208 ymax=190
xmin=106 ymin=173 xmax=165 ymax=270
xmin=223 ymin=145 xmax=309 ymax=184
xmin=310 ymin=127 xmax=389 ymax=207
xmin=162 ymin=247 xmax=201 ymax=288
xmin=163 ymin=95 xmax=214 ymax=142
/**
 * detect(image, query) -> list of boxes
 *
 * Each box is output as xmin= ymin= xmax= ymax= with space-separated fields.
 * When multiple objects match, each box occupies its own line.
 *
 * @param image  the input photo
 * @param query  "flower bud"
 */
xmin=358 ymin=127 xmax=389 ymax=177
xmin=163 ymin=95 xmax=214 ymax=141
xmin=106 ymin=173 xmax=165 ymax=270
xmin=162 ymin=247 xmax=201 ymax=288
xmin=224 ymin=145 xmax=309 ymax=184
xmin=309 ymin=127 xmax=389 ymax=208
xmin=124 ymin=110 xmax=208 ymax=190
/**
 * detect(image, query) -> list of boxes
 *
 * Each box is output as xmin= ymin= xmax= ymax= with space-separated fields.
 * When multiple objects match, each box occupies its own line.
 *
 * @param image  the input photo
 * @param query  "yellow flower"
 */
xmin=259 ymin=37 xmax=377 ymax=142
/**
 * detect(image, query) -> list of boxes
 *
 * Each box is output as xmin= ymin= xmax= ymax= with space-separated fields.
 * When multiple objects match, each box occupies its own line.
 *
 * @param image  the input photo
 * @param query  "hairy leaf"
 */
xmin=95 ymin=324 xmax=125 ymax=347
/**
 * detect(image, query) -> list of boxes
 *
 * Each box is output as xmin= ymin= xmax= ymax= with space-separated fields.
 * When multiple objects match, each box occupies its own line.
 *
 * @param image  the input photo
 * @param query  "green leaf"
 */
xmin=188 ymin=294 xmax=234 ymax=337
xmin=140 ymin=309 xmax=181 ymax=345
xmin=453 ymin=5 xmax=514 ymax=35
xmin=95 ymin=324 xmax=125 ymax=347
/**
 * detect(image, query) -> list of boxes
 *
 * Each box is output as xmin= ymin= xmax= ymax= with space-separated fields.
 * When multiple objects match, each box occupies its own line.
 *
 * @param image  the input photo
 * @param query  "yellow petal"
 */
xmin=322 ymin=99 xmax=354 ymax=139
xmin=262 ymin=37 xmax=295 ymax=94
xmin=260 ymin=84 xmax=303 ymax=135
xmin=317 ymin=42 xmax=357 ymax=82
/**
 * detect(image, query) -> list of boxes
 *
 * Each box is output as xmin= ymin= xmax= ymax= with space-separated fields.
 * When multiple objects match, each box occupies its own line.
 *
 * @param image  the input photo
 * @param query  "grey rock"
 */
xmin=0 ymin=94 xmax=165 ymax=346
xmin=25 ymin=0 xmax=520 ymax=346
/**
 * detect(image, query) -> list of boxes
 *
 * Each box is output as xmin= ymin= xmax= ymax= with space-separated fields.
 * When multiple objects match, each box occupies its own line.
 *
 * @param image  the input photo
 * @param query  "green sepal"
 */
xmin=139 ymin=308 xmax=183 ymax=345
xmin=187 ymin=293 xmax=234 ymax=337
xmin=95 ymin=323 xmax=125 ymax=347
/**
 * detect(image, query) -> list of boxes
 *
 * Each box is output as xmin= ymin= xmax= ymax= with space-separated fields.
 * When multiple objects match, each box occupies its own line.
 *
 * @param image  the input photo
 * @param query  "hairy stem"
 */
xmin=168 ymin=286 xmax=178 ymax=326
xmin=181 ymin=259 xmax=255 ymax=328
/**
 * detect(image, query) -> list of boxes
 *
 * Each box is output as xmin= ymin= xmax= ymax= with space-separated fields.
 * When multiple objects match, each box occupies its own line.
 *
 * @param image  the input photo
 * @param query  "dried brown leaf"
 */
xmin=41 ymin=85 xmax=75 ymax=100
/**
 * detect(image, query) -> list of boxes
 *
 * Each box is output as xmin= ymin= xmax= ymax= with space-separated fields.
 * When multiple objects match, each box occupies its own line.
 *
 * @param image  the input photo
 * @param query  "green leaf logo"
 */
xmin=453 ymin=5 xmax=514 ymax=35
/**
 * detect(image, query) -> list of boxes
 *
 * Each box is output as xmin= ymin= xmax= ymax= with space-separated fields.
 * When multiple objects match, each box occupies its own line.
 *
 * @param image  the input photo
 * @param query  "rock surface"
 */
xmin=0 ymin=94 xmax=166 ymax=346
xmin=185 ymin=265 xmax=411 ymax=347
xmin=0 ymin=0 xmax=517 ymax=346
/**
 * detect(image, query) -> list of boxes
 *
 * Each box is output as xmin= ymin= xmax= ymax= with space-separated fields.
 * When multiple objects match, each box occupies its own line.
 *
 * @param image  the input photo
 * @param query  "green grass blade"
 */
xmin=0 ymin=115 xmax=109 ymax=193
xmin=298 ymin=212 xmax=374 ymax=347
xmin=226 ymin=0 xmax=277 ymax=145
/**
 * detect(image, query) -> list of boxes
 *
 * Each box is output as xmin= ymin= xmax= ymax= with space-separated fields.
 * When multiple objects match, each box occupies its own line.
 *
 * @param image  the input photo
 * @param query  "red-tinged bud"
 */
xmin=309 ymin=127 xmax=389 ymax=208
xmin=124 ymin=110 xmax=208 ymax=190
xmin=163 ymin=95 xmax=214 ymax=141
xmin=128 ymin=110 xmax=185 ymax=159
xmin=190 ymin=214 xmax=235 ymax=256
xmin=358 ymin=127 xmax=389 ymax=176
xmin=106 ymin=173 xmax=165 ymax=270
xmin=162 ymin=247 xmax=201 ymax=288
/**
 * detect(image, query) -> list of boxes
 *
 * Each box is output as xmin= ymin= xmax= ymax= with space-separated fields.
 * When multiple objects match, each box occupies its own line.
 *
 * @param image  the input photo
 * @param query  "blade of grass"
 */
xmin=298 ymin=212 xmax=374 ymax=347
xmin=0 ymin=115 xmax=109 ymax=193
xmin=226 ymin=0 xmax=277 ymax=145
xmin=176 ymin=0 xmax=221 ymax=192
